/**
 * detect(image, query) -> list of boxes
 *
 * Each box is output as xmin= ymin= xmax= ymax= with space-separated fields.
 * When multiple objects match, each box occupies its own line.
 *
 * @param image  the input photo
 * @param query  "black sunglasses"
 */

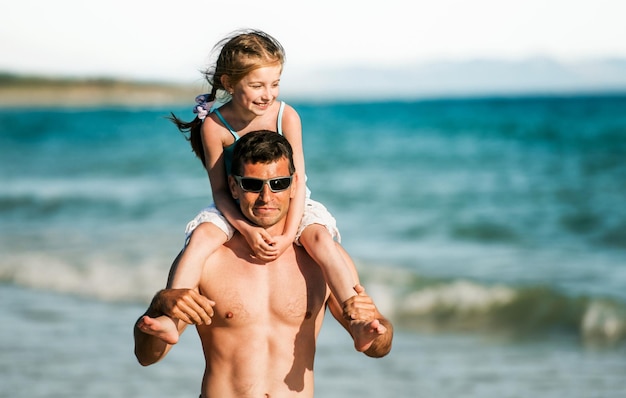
xmin=234 ymin=175 xmax=293 ymax=193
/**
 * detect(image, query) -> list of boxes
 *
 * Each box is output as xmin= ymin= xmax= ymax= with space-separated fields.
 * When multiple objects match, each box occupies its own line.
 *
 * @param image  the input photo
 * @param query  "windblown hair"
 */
xmin=168 ymin=29 xmax=286 ymax=166
xmin=231 ymin=130 xmax=295 ymax=176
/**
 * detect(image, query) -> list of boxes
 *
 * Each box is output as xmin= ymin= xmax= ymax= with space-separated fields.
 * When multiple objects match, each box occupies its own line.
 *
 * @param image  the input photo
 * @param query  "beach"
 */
xmin=1 ymin=86 xmax=626 ymax=397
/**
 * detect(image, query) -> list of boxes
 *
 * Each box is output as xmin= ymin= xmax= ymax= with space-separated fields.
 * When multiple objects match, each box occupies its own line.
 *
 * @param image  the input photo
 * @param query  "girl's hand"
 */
xmin=242 ymin=226 xmax=279 ymax=261
xmin=268 ymin=234 xmax=293 ymax=259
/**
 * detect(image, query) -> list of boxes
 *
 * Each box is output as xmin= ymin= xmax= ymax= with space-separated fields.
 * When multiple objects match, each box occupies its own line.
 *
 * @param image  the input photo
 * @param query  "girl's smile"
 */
xmin=232 ymin=64 xmax=282 ymax=115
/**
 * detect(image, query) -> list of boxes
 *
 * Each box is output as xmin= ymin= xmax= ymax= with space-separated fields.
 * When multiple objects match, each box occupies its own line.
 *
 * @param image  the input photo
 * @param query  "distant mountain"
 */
xmin=281 ymin=57 xmax=626 ymax=101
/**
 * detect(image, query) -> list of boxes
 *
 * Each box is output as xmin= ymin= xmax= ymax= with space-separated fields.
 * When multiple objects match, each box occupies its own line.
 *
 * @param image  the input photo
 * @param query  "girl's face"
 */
xmin=231 ymin=63 xmax=282 ymax=116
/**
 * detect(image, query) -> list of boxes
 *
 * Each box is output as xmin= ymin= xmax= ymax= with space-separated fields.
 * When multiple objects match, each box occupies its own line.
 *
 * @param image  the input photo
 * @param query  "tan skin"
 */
xmin=170 ymin=63 xmax=360 ymax=325
xmin=201 ymin=63 xmax=305 ymax=259
xmin=134 ymin=157 xmax=393 ymax=398
xmin=165 ymin=64 xmax=308 ymax=291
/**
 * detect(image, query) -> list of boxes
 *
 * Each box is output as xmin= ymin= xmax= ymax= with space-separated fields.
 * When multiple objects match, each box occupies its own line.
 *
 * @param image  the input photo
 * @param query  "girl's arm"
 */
xmin=200 ymin=116 xmax=275 ymax=254
xmin=271 ymin=105 xmax=306 ymax=251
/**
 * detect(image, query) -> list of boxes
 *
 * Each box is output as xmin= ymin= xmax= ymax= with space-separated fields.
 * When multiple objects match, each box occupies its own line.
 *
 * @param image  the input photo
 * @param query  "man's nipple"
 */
xmin=225 ymin=311 xmax=234 ymax=319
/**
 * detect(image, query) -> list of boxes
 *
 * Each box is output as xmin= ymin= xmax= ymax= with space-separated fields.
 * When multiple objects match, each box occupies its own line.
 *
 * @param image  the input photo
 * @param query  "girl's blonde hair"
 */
xmin=170 ymin=29 xmax=285 ymax=166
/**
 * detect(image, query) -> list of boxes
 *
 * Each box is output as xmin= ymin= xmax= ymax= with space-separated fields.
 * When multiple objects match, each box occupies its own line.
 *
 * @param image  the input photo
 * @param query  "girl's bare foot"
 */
xmin=137 ymin=315 xmax=180 ymax=345
xmin=349 ymin=318 xmax=387 ymax=352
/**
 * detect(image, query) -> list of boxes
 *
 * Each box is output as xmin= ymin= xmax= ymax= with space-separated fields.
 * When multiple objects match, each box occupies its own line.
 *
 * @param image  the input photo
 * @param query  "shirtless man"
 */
xmin=134 ymin=131 xmax=393 ymax=397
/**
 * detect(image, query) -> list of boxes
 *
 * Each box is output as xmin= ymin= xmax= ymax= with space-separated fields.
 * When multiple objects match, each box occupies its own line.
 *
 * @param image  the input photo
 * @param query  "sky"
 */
xmin=1 ymin=0 xmax=626 ymax=84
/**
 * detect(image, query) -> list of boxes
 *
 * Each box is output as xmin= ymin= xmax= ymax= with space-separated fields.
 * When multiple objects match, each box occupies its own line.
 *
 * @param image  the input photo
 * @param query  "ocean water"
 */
xmin=1 ymin=95 xmax=626 ymax=397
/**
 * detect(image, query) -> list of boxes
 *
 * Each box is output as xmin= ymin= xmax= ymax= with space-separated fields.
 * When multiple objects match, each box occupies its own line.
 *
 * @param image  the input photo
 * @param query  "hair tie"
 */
xmin=193 ymin=94 xmax=215 ymax=121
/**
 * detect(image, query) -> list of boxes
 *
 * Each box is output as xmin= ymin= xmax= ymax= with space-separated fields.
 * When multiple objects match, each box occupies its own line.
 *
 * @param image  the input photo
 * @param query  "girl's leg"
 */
xmin=300 ymin=225 xmax=383 ymax=351
xmin=168 ymin=222 xmax=228 ymax=288
xmin=299 ymin=224 xmax=357 ymax=305
xmin=142 ymin=222 xmax=227 ymax=345
xmin=325 ymin=240 xmax=387 ymax=353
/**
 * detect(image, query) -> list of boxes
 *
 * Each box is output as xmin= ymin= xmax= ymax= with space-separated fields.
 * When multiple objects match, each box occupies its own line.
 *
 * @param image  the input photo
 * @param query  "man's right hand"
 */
xmin=152 ymin=288 xmax=216 ymax=325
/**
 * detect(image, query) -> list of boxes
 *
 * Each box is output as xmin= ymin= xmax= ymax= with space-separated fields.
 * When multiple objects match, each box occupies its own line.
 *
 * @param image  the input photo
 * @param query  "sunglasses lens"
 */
xmin=240 ymin=178 xmax=264 ymax=192
xmin=269 ymin=177 xmax=292 ymax=191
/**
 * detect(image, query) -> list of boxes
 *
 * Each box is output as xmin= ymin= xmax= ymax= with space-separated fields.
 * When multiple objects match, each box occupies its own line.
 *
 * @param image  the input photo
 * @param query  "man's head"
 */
xmin=229 ymin=130 xmax=296 ymax=229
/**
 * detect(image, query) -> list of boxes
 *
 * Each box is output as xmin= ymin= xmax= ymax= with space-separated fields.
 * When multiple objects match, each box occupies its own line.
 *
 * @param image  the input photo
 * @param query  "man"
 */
xmin=134 ymin=131 xmax=393 ymax=397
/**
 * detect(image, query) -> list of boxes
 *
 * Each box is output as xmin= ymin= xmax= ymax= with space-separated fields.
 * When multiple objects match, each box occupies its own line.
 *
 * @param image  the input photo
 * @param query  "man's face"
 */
xmin=229 ymin=157 xmax=295 ymax=229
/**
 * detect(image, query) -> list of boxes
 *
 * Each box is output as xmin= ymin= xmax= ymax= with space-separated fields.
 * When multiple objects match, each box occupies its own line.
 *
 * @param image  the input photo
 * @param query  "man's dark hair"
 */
xmin=231 ymin=130 xmax=296 ymax=176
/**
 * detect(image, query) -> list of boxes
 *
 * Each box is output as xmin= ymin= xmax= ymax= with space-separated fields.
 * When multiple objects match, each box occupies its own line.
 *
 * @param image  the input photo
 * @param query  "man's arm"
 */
xmin=134 ymin=287 xmax=216 ymax=365
xmin=133 ymin=250 xmax=215 ymax=366
xmin=133 ymin=293 xmax=185 ymax=366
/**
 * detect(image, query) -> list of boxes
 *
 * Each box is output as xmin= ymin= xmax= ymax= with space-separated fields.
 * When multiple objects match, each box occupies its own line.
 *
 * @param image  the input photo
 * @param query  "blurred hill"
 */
xmin=0 ymin=74 xmax=201 ymax=108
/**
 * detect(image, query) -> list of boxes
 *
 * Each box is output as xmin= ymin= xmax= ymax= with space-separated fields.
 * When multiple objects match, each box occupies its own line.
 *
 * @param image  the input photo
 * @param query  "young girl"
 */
xmin=146 ymin=29 xmax=371 ymax=346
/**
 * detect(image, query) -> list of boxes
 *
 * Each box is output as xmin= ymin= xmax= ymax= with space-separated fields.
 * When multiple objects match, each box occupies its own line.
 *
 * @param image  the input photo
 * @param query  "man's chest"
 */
xmin=200 ymin=254 xmax=327 ymax=326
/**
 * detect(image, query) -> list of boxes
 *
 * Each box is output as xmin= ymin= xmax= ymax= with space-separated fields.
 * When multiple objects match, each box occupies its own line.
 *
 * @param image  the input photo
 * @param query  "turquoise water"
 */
xmin=1 ymin=95 xmax=626 ymax=396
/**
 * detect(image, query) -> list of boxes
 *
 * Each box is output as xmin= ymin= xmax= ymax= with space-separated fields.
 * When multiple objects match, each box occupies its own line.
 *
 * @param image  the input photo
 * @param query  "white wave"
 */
xmin=0 ymin=251 xmax=170 ymax=303
xmin=581 ymin=299 xmax=626 ymax=344
xmin=0 ymin=175 xmax=206 ymax=205
xmin=400 ymin=280 xmax=516 ymax=315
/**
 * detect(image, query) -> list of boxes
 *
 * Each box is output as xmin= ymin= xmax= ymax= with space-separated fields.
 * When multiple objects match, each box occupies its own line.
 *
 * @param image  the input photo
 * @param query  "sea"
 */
xmin=1 ymin=94 xmax=626 ymax=397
